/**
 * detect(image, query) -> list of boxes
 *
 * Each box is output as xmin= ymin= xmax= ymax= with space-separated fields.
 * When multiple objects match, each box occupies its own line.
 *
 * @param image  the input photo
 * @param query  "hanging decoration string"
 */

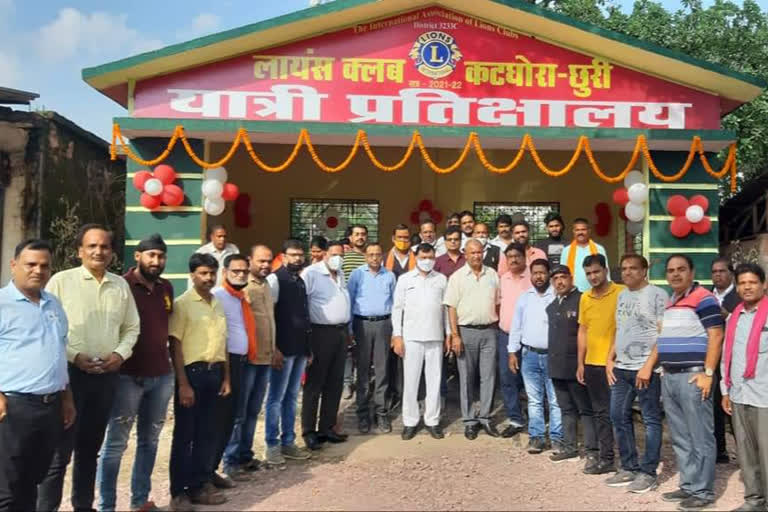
xmin=112 ymin=123 xmax=738 ymax=191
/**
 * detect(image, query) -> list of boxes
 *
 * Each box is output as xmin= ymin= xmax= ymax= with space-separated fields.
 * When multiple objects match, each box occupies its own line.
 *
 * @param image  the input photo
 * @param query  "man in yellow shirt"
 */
xmin=168 ymin=253 xmax=230 ymax=510
xmin=577 ymin=253 xmax=624 ymax=476
xmin=37 ymin=224 xmax=140 ymax=512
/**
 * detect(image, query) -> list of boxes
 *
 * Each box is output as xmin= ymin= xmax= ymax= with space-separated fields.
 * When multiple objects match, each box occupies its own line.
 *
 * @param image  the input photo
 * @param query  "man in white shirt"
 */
xmin=195 ymin=225 xmax=240 ymax=286
xmin=392 ymin=243 xmax=450 ymax=441
xmin=300 ymin=241 xmax=351 ymax=450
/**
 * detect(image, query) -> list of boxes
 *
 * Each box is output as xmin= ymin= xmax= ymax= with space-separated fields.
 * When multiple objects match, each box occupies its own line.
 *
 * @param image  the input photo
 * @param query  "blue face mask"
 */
xmin=327 ymin=255 xmax=343 ymax=271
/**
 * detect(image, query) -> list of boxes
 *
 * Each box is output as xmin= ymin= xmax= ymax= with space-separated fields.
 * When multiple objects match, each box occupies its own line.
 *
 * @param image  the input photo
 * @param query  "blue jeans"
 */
xmin=662 ymin=370 xmax=716 ymax=501
xmin=497 ymin=331 xmax=524 ymax=425
xmin=96 ymin=373 xmax=173 ymax=511
xmin=610 ymin=368 xmax=662 ymax=476
xmin=224 ymin=364 xmax=270 ymax=469
xmin=265 ymin=355 xmax=307 ymax=448
xmin=520 ymin=347 xmax=562 ymax=441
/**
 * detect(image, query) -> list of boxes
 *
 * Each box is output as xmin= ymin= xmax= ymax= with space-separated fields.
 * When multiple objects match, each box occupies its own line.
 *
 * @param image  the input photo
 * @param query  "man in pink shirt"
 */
xmin=498 ymin=242 xmax=532 ymax=437
xmin=497 ymin=220 xmax=546 ymax=277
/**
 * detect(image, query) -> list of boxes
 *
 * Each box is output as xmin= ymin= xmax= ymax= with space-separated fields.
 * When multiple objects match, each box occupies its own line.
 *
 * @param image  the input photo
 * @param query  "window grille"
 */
xmin=473 ymin=202 xmax=560 ymax=244
xmin=289 ymin=198 xmax=380 ymax=248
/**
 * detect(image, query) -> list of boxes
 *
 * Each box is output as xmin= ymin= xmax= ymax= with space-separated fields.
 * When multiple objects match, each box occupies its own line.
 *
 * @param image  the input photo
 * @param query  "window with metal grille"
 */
xmin=473 ymin=202 xmax=560 ymax=243
xmin=290 ymin=198 xmax=380 ymax=248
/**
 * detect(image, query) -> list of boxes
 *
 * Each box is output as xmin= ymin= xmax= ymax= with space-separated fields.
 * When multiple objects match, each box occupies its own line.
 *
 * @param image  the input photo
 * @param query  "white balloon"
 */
xmin=625 ymin=202 xmax=645 ymax=223
xmin=627 ymin=183 xmax=649 ymax=205
xmin=201 ymin=179 xmax=223 ymax=198
xmin=144 ymin=178 xmax=163 ymax=196
xmin=624 ymin=170 xmax=644 ymax=189
xmin=626 ymin=220 xmax=643 ymax=235
xmin=204 ymin=197 xmax=225 ymax=216
xmin=685 ymin=205 xmax=705 ymax=223
xmin=205 ymin=167 xmax=228 ymax=183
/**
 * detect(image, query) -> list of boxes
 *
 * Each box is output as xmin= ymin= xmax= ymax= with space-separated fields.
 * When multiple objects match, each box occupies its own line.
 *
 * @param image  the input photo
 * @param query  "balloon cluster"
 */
xmin=132 ymin=165 xmax=185 ymax=210
xmin=409 ymin=199 xmax=444 ymax=226
xmin=666 ymin=195 xmax=711 ymax=238
xmin=201 ymin=167 xmax=240 ymax=216
xmin=611 ymin=170 xmax=648 ymax=236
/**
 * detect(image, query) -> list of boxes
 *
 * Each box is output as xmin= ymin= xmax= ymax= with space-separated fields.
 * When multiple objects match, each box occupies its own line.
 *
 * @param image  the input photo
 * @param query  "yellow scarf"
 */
xmin=566 ymin=239 xmax=598 ymax=275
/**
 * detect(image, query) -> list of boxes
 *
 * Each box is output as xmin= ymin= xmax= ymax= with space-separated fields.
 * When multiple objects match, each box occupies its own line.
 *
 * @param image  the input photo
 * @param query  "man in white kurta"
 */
xmin=391 ymin=243 xmax=449 ymax=440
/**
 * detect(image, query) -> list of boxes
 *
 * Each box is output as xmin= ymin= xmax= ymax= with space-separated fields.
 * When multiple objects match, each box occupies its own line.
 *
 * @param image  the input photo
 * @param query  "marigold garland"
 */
xmin=112 ymin=123 xmax=738 ymax=191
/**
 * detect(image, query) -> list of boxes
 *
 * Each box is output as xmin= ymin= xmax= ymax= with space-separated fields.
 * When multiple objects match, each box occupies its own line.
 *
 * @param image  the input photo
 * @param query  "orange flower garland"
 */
xmin=112 ymin=123 xmax=738 ymax=191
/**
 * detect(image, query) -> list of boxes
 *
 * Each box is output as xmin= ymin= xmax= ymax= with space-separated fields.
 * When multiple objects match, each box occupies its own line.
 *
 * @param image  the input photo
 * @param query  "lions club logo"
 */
xmin=409 ymin=31 xmax=462 ymax=79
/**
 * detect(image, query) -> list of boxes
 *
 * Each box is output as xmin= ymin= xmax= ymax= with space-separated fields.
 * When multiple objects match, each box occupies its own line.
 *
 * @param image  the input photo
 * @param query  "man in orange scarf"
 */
xmin=560 ymin=218 xmax=609 ymax=292
xmin=210 ymin=254 xmax=258 ymax=488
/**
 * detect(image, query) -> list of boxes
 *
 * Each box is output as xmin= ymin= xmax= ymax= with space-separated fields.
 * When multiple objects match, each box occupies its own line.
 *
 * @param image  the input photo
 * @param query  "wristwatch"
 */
xmin=704 ymin=367 xmax=714 ymax=377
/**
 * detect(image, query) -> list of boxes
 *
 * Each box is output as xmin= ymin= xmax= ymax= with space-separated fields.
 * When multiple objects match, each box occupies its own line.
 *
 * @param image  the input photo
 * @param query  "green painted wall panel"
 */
xmin=126 ymin=139 xmax=205 ymax=175
xmin=165 ymin=278 xmax=189 ymax=297
xmin=649 ymin=253 xmax=718 ymax=281
xmin=648 ymin=188 xmax=720 ymax=217
xmin=126 ymin=177 xmax=203 ymax=206
xmin=649 ymin=221 xmax=718 ymax=249
xmin=125 ymin=211 xmax=202 ymax=240
xmin=648 ymin=151 xmax=727 ymax=185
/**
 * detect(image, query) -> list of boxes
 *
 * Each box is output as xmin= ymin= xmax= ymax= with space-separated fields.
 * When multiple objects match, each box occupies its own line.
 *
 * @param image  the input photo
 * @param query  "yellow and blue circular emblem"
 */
xmin=409 ymin=31 xmax=462 ymax=79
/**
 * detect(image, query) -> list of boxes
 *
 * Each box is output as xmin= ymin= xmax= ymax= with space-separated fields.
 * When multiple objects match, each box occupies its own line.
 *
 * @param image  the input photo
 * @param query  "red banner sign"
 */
xmin=133 ymin=7 xmax=721 ymax=130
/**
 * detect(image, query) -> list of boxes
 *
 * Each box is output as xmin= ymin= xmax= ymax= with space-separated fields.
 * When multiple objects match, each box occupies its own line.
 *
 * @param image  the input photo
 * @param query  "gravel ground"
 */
xmin=60 ymin=380 xmax=747 ymax=511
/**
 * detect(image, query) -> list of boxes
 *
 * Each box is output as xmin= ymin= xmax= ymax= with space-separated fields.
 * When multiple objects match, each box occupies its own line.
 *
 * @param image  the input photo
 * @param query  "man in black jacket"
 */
xmin=547 ymin=265 xmax=597 ymax=464
xmin=472 ymin=222 xmax=500 ymax=271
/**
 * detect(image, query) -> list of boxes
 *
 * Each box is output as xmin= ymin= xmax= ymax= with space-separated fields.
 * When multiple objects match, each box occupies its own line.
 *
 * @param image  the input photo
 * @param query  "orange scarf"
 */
xmin=385 ymin=248 xmax=416 ymax=272
xmin=566 ymin=239 xmax=598 ymax=275
xmin=223 ymin=280 xmax=258 ymax=362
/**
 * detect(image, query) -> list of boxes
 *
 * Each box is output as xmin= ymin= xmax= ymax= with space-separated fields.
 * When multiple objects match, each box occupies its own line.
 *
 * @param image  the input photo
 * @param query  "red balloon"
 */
xmin=234 ymin=194 xmax=252 ymax=228
xmin=431 ymin=210 xmax=443 ymax=225
xmin=132 ymin=170 xmax=152 ymax=191
xmin=670 ymin=217 xmax=692 ymax=238
xmin=221 ymin=183 xmax=240 ymax=201
xmin=689 ymin=195 xmax=709 ymax=213
xmin=594 ymin=202 xmax=612 ymax=237
xmin=410 ymin=211 xmax=421 ymax=225
xmin=667 ymin=195 xmax=689 ymax=217
xmin=612 ymin=188 xmax=629 ymax=206
xmin=418 ymin=199 xmax=433 ymax=212
xmin=161 ymin=184 xmax=184 ymax=206
xmin=152 ymin=164 xmax=177 ymax=185
xmin=618 ymin=209 xmax=628 ymax=221
xmin=326 ymin=216 xmax=338 ymax=229
xmin=692 ymin=217 xmax=712 ymax=235
xmin=140 ymin=192 xmax=162 ymax=210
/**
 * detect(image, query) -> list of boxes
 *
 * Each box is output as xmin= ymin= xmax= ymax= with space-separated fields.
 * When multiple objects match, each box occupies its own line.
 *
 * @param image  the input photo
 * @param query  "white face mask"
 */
xmin=327 ymin=255 xmax=343 ymax=271
xmin=474 ymin=236 xmax=488 ymax=247
xmin=416 ymin=258 xmax=435 ymax=273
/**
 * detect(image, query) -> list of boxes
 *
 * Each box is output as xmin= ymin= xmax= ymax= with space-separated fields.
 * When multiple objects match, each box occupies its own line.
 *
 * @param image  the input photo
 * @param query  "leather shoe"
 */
xmin=464 ymin=425 xmax=479 ymax=440
xmin=481 ymin=423 xmax=500 ymax=437
xmin=319 ymin=431 xmax=348 ymax=443
xmin=304 ymin=432 xmax=323 ymax=451
xmin=376 ymin=414 xmax=392 ymax=433
xmin=358 ymin=417 xmax=371 ymax=434
xmin=425 ymin=425 xmax=444 ymax=439
xmin=401 ymin=426 xmax=418 ymax=440
xmin=501 ymin=424 xmax=525 ymax=438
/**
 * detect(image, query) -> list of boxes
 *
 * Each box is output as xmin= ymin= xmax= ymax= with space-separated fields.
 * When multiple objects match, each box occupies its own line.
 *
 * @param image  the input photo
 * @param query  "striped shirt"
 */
xmin=342 ymin=249 xmax=367 ymax=281
xmin=658 ymin=283 xmax=724 ymax=369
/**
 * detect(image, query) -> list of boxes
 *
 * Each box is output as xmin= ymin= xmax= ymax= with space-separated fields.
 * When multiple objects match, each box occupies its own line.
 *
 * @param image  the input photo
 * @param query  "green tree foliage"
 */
xmin=530 ymin=0 xmax=768 ymax=191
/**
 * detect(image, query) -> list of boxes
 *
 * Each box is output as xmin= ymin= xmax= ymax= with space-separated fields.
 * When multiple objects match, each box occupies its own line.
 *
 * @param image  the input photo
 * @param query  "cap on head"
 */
xmin=136 ymin=233 xmax=167 ymax=253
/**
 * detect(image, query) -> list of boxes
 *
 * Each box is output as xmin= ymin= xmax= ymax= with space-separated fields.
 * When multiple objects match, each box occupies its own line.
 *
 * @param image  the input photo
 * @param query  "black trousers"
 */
xmin=37 ymin=366 xmax=119 ymax=511
xmin=713 ymin=365 xmax=731 ymax=456
xmin=0 ymin=393 xmax=63 ymax=512
xmin=209 ymin=354 xmax=245 ymax=474
xmin=584 ymin=364 xmax=615 ymax=462
xmin=170 ymin=363 xmax=223 ymax=497
xmin=302 ymin=325 xmax=347 ymax=435
xmin=552 ymin=378 xmax=598 ymax=455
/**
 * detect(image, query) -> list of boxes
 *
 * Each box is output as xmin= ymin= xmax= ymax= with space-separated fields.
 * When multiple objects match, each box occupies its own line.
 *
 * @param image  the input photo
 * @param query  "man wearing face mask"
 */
xmin=393 ymin=244 xmax=450 ymax=440
xmin=472 ymin=222 xmax=500 ymax=272
xmin=536 ymin=212 xmax=568 ymax=267
xmin=266 ymin=240 xmax=313 ymax=456
xmin=210 ymin=255 xmax=258 ymax=488
xmin=385 ymin=224 xmax=416 ymax=279
xmin=301 ymin=241 xmax=352 ymax=450
xmin=508 ymin=259 xmax=561 ymax=455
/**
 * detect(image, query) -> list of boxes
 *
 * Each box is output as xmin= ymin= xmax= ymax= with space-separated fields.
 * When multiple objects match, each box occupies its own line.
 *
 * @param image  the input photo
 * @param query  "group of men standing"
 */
xmin=1 ymin=209 xmax=767 ymax=512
